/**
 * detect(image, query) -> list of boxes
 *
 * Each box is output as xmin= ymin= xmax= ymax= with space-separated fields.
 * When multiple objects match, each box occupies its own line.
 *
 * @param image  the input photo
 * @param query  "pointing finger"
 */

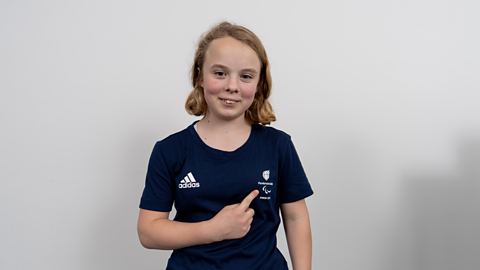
xmin=239 ymin=190 xmax=259 ymax=210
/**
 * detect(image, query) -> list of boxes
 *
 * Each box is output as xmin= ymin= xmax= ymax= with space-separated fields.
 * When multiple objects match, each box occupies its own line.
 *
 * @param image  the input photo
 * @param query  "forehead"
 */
xmin=203 ymin=37 xmax=261 ymax=69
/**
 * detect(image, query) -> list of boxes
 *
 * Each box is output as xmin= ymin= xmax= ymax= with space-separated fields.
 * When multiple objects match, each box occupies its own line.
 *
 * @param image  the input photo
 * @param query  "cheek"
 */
xmin=243 ymin=85 xmax=257 ymax=100
xmin=204 ymin=81 xmax=221 ymax=94
xmin=203 ymin=81 xmax=221 ymax=105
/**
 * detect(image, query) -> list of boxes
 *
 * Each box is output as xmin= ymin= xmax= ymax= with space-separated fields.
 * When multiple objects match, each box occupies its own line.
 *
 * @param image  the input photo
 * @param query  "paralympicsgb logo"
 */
xmin=179 ymin=172 xmax=200 ymax=189
xmin=258 ymin=170 xmax=273 ymax=200
xmin=263 ymin=170 xmax=270 ymax=180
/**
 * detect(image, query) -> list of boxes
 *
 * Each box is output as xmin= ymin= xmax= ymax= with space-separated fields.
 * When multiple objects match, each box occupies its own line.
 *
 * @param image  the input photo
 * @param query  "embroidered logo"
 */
xmin=258 ymin=170 xmax=273 ymax=200
xmin=179 ymin=172 xmax=200 ymax=189
xmin=263 ymin=170 xmax=270 ymax=180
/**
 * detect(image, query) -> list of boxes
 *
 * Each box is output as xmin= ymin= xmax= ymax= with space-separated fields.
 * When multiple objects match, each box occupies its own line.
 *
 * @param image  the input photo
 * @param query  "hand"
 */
xmin=210 ymin=190 xmax=259 ymax=241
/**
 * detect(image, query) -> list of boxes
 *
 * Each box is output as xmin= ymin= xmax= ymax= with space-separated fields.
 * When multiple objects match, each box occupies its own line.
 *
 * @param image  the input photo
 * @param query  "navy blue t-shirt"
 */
xmin=140 ymin=122 xmax=313 ymax=270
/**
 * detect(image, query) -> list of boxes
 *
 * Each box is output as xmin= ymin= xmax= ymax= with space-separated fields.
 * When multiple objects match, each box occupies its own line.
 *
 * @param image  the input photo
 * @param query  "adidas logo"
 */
xmin=179 ymin=172 xmax=200 ymax=189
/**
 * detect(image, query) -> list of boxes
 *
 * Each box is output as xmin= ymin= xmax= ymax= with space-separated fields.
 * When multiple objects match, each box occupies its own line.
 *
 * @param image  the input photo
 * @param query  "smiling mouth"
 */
xmin=221 ymin=98 xmax=238 ymax=104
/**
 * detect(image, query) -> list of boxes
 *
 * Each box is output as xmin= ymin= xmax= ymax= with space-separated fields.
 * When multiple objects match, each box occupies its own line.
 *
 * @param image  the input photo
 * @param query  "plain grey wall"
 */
xmin=1 ymin=1 xmax=479 ymax=269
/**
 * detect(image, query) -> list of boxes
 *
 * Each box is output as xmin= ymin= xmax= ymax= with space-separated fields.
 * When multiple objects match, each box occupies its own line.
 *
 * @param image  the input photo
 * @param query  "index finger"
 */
xmin=239 ymin=190 xmax=259 ymax=210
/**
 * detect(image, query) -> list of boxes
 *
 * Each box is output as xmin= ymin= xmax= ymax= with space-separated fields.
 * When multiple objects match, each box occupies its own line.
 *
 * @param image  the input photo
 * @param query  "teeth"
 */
xmin=223 ymin=99 xmax=237 ymax=104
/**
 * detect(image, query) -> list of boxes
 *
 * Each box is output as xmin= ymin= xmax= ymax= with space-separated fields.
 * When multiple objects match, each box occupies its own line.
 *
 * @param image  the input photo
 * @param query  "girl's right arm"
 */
xmin=137 ymin=209 xmax=214 ymax=250
xmin=137 ymin=190 xmax=259 ymax=250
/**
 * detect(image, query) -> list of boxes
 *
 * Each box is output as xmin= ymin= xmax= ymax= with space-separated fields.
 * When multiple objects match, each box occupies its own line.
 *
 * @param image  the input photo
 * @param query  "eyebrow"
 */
xmin=209 ymin=64 xmax=258 ymax=74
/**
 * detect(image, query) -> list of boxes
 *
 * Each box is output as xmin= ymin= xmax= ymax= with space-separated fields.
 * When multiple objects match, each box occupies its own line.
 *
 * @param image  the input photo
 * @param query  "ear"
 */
xmin=198 ymin=67 xmax=204 ymax=88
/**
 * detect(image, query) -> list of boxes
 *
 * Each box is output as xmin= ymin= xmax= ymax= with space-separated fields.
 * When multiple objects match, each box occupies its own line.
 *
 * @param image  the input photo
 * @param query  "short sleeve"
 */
xmin=279 ymin=139 xmax=313 ymax=203
xmin=139 ymin=142 xmax=176 ymax=212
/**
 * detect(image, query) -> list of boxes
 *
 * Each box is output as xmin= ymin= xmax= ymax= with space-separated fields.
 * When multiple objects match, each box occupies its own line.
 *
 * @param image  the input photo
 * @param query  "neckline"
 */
xmin=188 ymin=121 xmax=256 ymax=157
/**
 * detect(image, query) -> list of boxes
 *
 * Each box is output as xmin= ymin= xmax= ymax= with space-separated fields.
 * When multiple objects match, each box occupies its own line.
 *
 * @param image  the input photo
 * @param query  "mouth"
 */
xmin=220 ymin=98 xmax=239 ymax=104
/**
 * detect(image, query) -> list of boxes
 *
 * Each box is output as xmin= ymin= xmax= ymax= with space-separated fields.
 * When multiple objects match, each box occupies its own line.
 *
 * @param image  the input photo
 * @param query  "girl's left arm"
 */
xmin=281 ymin=199 xmax=312 ymax=270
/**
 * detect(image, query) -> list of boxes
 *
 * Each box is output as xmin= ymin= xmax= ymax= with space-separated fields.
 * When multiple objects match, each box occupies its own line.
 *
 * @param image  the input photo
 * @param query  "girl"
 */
xmin=138 ymin=21 xmax=313 ymax=270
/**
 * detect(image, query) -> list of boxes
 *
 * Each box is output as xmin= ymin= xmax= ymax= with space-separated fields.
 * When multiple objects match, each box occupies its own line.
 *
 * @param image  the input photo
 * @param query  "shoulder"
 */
xmin=254 ymin=124 xmax=292 ymax=143
xmin=150 ymin=123 xmax=194 ymax=162
xmin=156 ymin=124 xmax=191 ymax=147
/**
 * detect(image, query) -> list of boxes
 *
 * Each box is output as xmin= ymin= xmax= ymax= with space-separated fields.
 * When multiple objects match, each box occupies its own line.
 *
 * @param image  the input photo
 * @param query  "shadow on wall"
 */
xmin=400 ymin=137 xmax=480 ymax=270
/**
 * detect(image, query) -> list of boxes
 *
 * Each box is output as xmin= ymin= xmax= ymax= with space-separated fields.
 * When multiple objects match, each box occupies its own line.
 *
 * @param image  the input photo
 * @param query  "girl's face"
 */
xmin=200 ymin=37 xmax=261 ymax=123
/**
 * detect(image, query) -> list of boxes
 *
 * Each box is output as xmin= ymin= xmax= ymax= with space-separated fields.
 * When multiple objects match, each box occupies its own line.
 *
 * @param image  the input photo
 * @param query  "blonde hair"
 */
xmin=185 ymin=21 xmax=276 ymax=125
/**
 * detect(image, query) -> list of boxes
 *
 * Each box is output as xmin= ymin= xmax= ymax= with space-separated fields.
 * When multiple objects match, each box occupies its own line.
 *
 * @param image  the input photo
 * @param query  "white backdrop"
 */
xmin=1 ymin=1 xmax=480 ymax=269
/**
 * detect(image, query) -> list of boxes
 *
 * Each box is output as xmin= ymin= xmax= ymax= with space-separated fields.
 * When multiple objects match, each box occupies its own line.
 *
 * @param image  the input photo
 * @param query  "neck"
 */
xmin=196 ymin=114 xmax=252 ymax=152
xmin=198 ymin=114 xmax=250 ymax=134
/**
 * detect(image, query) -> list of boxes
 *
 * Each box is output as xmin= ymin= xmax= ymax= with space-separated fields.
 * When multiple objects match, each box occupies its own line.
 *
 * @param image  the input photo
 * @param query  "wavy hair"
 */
xmin=185 ymin=21 xmax=276 ymax=125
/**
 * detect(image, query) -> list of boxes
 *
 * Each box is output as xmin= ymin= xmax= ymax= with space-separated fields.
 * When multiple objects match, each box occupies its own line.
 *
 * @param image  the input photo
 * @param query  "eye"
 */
xmin=241 ymin=74 xmax=253 ymax=80
xmin=215 ymin=71 xmax=226 ymax=77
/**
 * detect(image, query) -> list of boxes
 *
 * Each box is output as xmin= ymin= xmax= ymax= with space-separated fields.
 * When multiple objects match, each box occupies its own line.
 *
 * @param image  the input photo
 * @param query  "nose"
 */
xmin=225 ymin=78 xmax=239 ymax=93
